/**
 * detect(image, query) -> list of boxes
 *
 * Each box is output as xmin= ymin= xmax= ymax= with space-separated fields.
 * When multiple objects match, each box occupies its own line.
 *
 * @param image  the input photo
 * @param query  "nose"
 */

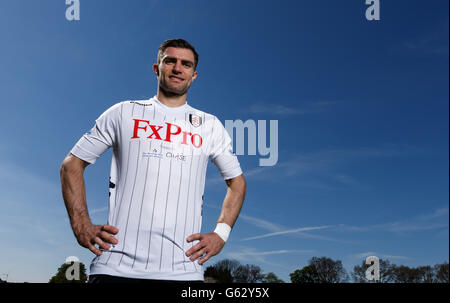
xmin=172 ymin=60 xmax=182 ymax=74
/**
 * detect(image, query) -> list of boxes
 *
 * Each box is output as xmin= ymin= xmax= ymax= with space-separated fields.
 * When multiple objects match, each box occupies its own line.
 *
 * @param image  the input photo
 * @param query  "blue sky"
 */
xmin=0 ymin=0 xmax=448 ymax=283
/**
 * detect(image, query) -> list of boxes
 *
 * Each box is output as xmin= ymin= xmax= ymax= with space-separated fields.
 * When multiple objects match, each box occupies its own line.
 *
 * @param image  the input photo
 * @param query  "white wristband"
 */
xmin=214 ymin=223 xmax=232 ymax=242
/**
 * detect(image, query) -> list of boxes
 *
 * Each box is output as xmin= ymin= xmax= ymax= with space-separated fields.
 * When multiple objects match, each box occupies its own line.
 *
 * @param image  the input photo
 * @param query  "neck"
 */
xmin=156 ymin=88 xmax=187 ymax=108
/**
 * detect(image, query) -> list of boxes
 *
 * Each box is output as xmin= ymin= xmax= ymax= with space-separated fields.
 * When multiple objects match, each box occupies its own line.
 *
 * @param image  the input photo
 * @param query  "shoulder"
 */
xmin=120 ymin=98 xmax=154 ymax=109
xmin=186 ymin=104 xmax=221 ymax=128
xmin=104 ymin=98 xmax=154 ymax=116
xmin=94 ymin=98 xmax=143 ymax=121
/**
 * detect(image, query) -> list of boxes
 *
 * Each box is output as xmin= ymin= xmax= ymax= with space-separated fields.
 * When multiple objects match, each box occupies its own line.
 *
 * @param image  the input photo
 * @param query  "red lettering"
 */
xmin=131 ymin=119 xmax=149 ymax=139
xmin=181 ymin=131 xmax=192 ymax=145
xmin=130 ymin=119 xmax=203 ymax=148
xmin=147 ymin=125 xmax=163 ymax=140
xmin=164 ymin=122 xmax=182 ymax=143
xmin=191 ymin=134 xmax=203 ymax=148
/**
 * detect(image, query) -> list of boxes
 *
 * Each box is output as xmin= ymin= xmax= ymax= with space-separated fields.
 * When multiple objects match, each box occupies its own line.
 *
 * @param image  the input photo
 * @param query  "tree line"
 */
xmin=45 ymin=256 xmax=449 ymax=283
xmin=203 ymin=257 xmax=449 ymax=283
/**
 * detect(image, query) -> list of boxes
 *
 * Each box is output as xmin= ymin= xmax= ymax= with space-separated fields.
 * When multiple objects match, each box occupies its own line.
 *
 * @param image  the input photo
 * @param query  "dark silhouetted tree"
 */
xmin=418 ymin=265 xmax=435 ymax=283
xmin=353 ymin=260 xmax=449 ymax=283
xmin=204 ymin=259 xmax=239 ymax=283
xmin=290 ymin=265 xmax=319 ymax=283
xmin=205 ymin=259 xmax=268 ymax=283
xmin=204 ymin=266 xmax=233 ymax=283
xmin=391 ymin=263 xmax=449 ymax=283
xmin=352 ymin=259 xmax=396 ymax=283
xmin=234 ymin=264 xmax=265 ymax=283
xmin=391 ymin=265 xmax=426 ymax=283
xmin=290 ymin=256 xmax=349 ymax=283
xmin=434 ymin=262 xmax=449 ymax=283
xmin=262 ymin=272 xmax=284 ymax=283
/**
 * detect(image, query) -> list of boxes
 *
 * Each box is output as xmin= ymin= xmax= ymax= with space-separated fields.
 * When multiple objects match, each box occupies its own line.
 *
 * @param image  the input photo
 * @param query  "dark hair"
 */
xmin=157 ymin=38 xmax=199 ymax=69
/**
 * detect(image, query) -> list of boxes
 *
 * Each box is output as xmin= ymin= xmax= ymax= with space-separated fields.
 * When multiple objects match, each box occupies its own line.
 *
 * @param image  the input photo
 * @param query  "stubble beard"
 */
xmin=159 ymin=76 xmax=190 ymax=97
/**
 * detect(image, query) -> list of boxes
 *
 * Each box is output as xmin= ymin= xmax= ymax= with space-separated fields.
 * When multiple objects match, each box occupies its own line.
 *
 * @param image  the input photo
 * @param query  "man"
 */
xmin=60 ymin=39 xmax=246 ymax=283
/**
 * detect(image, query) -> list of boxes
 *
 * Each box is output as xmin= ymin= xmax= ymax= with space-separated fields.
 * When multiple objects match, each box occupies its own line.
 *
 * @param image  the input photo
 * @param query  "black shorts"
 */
xmin=88 ymin=274 xmax=204 ymax=284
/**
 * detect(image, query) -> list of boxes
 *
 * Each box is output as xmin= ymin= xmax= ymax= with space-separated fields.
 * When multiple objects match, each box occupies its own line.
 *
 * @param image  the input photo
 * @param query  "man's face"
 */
xmin=153 ymin=47 xmax=198 ymax=96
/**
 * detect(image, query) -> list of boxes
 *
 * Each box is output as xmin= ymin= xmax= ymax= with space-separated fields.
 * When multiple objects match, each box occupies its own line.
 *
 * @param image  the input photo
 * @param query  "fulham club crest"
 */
xmin=189 ymin=114 xmax=202 ymax=127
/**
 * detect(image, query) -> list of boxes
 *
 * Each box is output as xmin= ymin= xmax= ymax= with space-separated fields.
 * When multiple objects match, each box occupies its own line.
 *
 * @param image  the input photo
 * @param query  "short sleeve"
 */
xmin=209 ymin=116 xmax=243 ymax=180
xmin=70 ymin=102 xmax=122 ymax=164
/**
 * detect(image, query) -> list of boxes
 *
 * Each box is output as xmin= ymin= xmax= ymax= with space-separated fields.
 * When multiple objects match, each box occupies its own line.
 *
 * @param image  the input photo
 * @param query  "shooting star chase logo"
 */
xmin=142 ymin=149 xmax=188 ymax=162
xmin=142 ymin=148 xmax=163 ymax=158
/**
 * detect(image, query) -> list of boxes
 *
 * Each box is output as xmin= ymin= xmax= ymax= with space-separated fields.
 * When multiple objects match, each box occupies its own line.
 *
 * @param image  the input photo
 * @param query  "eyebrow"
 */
xmin=163 ymin=56 xmax=194 ymax=66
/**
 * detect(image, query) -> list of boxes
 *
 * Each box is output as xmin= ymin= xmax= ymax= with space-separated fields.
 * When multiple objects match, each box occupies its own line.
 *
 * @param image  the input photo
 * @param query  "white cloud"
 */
xmin=237 ymin=206 xmax=449 ymax=246
xmin=248 ymin=104 xmax=309 ymax=115
xmin=247 ymin=100 xmax=338 ymax=116
xmin=241 ymin=225 xmax=333 ymax=241
xmin=225 ymin=247 xmax=314 ymax=266
xmin=336 ymin=207 xmax=449 ymax=235
xmin=90 ymin=206 xmax=108 ymax=215
xmin=418 ymin=207 xmax=449 ymax=221
xmin=239 ymin=213 xmax=284 ymax=232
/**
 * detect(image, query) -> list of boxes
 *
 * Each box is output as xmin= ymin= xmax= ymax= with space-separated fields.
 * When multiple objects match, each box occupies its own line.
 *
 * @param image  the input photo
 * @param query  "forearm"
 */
xmin=217 ymin=174 xmax=246 ymax=228
xmin=60 ymin=156 xmax=91 ymax=235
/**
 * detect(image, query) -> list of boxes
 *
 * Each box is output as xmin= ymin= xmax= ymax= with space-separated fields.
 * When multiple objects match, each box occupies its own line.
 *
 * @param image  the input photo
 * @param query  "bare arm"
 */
xmin=216 ymin=174 xmax=246 ymax=228
xmin=60 ymin=153 xmax=118 ymax=256
xmin=186 ymin=174 xmax=246 ymax=265
xmin=60 ymin=153 xmax=91 ymax=233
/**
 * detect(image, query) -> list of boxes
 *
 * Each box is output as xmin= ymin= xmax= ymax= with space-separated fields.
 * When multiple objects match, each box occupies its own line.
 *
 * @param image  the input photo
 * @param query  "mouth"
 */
xmin=169 ymin=75 xmax=184 ymax=83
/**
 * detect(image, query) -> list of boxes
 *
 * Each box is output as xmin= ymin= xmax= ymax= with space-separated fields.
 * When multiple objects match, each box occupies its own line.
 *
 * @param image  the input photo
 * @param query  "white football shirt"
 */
xmin=70 ymin=96 xmax=242 ymax=281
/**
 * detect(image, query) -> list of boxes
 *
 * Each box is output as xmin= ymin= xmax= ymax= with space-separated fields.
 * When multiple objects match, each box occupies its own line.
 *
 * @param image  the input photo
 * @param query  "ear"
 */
xmin=191 ymin=70 xmax=198 ymax=82
xmin=152 ymin=64 xmax=159 ymax=77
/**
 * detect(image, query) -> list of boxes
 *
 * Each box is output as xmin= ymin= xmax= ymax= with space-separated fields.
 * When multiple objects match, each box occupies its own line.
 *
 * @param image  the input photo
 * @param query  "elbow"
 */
xmin=60 ymin=153 xmax=88 ymax=178
xmin=229 ymin=174 xmax=246 ymax=198
xmin=241 ymin=174 xmax=247 ymax=196
xmin=60 ymin=157 xmax=69 ymax=178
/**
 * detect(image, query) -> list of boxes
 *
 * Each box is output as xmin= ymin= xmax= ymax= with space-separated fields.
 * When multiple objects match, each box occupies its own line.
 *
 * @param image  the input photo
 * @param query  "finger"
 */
xmin=88 ymin=243 xmax=102 ymax=256
xmin=102 ymin=225 xmax=119 ymax=234
xmin=189 ymin=248 xmax=206 ymax=262
xmin=100 ymin=231 xmax=119 ymax=245
xmin=93 ymin=236 xmax=111 ymax=251
xmin=186 ymin=242 xmax=206 ymax=257
xmin=186 ymin=233 xmax=202 ymax=243
xmin=198 ymin=253 xmax=211 ymax=265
